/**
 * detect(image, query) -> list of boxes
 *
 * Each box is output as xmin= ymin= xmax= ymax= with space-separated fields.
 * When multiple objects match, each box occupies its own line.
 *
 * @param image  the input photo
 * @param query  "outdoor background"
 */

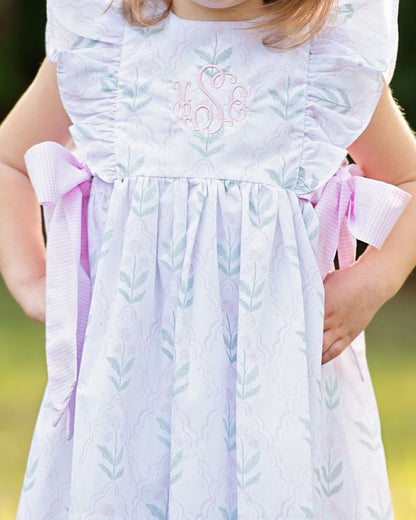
xmin=0 ymin=0 xmax=415 ymax=518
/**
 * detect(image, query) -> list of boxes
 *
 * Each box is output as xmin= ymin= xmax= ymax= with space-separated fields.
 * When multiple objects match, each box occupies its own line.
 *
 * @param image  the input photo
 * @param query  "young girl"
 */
xmin=1 ymin=0 xmax=415 ymax=517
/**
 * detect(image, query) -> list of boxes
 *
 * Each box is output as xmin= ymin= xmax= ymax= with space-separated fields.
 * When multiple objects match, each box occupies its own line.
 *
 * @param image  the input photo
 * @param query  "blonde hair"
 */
xmin=106 ymin=0 xmax=336 ymax=49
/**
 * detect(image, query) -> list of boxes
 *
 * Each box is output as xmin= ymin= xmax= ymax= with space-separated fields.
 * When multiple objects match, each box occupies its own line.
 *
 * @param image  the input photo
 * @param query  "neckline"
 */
xmin=168 ymin=8 xmax=264 ymax=27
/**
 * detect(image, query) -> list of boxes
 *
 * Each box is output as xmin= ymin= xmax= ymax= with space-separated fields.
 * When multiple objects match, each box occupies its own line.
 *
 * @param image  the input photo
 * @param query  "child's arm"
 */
xmin=0 ymin=57 xmax=72 ymax=322
xmin=348 ymin=79 xmax=416 ymax=294
xmin=322 ymin=79 xmax=416 ymax=364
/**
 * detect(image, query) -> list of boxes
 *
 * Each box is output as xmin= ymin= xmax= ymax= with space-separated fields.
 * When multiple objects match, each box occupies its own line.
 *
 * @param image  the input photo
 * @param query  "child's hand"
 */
xmin=322 ymin=262 xmax=391 ymax=365
xmin=14 ymin=275 xmax=46 ymax=324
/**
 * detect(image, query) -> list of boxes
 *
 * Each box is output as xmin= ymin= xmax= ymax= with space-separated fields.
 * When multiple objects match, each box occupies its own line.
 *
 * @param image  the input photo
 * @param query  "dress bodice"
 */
xmin=47 ymin=0 xmax=399 ymax=194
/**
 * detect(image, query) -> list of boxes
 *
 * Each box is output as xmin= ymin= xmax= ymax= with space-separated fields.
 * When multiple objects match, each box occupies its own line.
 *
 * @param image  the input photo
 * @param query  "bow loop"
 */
xmin=302 ymin=162 xmax=412 ymax=277
xmin=25 ymin=142 xmax=92 ymax=205
xmin=25 ymin=141 xmax=93 ymax=440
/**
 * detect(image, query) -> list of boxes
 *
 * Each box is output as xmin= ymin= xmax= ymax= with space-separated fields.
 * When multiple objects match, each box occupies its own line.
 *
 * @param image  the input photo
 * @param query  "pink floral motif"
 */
xmin=173 ymin=64 xmax=249 ymax=134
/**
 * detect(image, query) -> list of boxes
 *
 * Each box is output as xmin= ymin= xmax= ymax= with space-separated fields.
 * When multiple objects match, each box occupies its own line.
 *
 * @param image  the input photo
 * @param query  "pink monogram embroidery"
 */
xmin=173 ymin=65 xmax=249 ymax=134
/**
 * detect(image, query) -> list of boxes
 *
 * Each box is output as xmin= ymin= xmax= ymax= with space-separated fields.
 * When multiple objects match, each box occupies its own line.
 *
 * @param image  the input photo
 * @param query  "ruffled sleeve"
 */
xmin=44 ymin=0 xmax=125 ymax=182
xmin=302 ymin=0 xmax=399 ymax=186
xmin=45 ymin=0 xmax=123 ymax=61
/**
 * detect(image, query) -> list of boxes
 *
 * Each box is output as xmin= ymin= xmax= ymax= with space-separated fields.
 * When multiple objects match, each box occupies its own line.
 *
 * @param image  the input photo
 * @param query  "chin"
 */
xmin=191 ymin=0 xmax=250 ymax=9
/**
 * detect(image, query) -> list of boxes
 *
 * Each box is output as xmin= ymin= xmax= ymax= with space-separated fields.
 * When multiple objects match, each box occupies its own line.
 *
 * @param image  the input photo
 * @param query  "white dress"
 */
xmin=16 ymin=0 xmax=411 ymax=518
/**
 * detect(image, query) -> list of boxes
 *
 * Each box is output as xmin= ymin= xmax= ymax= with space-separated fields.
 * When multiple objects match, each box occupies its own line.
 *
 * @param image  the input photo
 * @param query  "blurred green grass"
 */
xmin=0 ymin=276 xmax=415 ymax=519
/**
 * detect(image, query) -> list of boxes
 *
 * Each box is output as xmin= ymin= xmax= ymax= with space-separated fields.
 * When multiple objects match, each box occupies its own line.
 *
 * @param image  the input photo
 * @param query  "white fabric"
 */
xmin=16 ymin=1 xmax=405 ymax=518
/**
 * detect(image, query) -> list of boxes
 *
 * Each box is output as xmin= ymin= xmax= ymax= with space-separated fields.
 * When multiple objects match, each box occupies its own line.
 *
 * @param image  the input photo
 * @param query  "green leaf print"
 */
xmin=295 ymin=166 xmax=320 ymax=192
xmin=160 ymin=235 xmax=187 ymax=273
xmin=100 ymin=73 xmax=118 ymax=93
xmin=23 ymin=457 xmax=39 ymax=492
xmin=222 ymin=312 xmax=237 ymax=364
xmin=239 ymin=263 xmax=265 ymax=312
xmin=72 ymin=124 xmax=95 ymax=141
xmin=324 ymin=373 xmax=340 ymax=411
xmin=269 ymin=77 xmax=304 ymax=121
xmin=170 ymin=449 xmax=184 ymax=484
xmin=309 ymin=87 xmax=351 ymax=115
xmin=284 ymin=245 xmax=300 ymax=270
xmin=106 ymin=342 xmax=135 ymax=392
xmin=314 ymin=450 xmax=343 ymax=497
xmin=193 ymin=128 xmax=225 ymax=144
xmin=237 ymin=439 xmax=261 ymax=489
xmin=190 ymin=139 xmax=225 ymax=158
xmin=338 ymin=3 xmax=354 ymax=19
xmin=354 ymin=421 xmax=381 ymax=451
xmin=146 ymin=502 xmax=169 ymax=520
xmin=132 ymin=183 xmax=158 ymax=217
xmin=219 ymin=506 xmax=238 ymax=520
xmin=299 ymin=417 xmax=312 ymax=446
xmin=300 ymin=506 xmax=313 ymax=519
xmin=100 ymin=229 xmax=114 ymax=258
xmin=173 ymin=362 xmax=190 ymax=396
xmin=366 ymin=491 xmax=393 ymax=520
xmin=296 ymin=330 xmax=308 ymax=356
xmin=222 ymin=400 xmax=236 ymax=452
xmin=194 ymin=34 xmax=234 ymax=77
xmin=117 ymin=254 xmax=149 ymax=304
xmin=71 ymin=36 xmax=100 ymax=50
xmin=156 ymin=416 xmax=171 ymax=449
xmin=189 ymin=126 xmax=226 ymax=156
xmin=301 ymin=204 xmax=320 ymax=242
xmin=248 ymin=191 xmax=275 ymax=229
xmin=194 ymin=49 xmax=212 ymax=63
xmin=161 ymin=311 xmax=176 ymax=361
xmin=215 ymin=47 xmax=233 ymax=65
xmin=97 ymin=445 xmax=113 ymax=464
xmin=237 ymin=349 xmax=261 ymax=400
xmin=217 ymin=226 xmax=241 ymax=277
xmin=134 ymin=25 xmax=165 ymax=37
xmin=177 ymin=275 xmax=194 ymax=309
xmin=118 ymin=68 xmax=152 ymax=113
xmin=264 ymin=156 xmax=300 ymax=190
xmin=97 ymin=431 xmax=124 ymax=481
xmin=117 ymin=145 xmax=145 ymax=177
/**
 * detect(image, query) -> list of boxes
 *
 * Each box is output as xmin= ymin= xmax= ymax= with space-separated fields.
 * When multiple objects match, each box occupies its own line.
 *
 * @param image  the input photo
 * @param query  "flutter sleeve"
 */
xmin=42 ymin=0 xmax=124 ymax=181
xmin=302 ymin=0 xmax=400 ymax=182
xmin=45 ymin=0 xmax=123 ymax=62
xmin=299 ymin=0 xmax=412 ymax=280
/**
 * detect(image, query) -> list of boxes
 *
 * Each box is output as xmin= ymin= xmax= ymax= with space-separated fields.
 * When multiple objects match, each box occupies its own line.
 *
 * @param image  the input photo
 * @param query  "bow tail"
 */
xmin=45 ymin=194 xmax=80 ymax=433
xmin=313 ymin=181 xmax=345 ymax=278
xmin=68 ymin=186 xmax=92 ymax=439
xmin=44 ymin=185 xmax=92 ymax=440
xmin=337 ymin=216 xmax=357 ymax=270
xmin=335 ymin=215 xmax=366 ymax=381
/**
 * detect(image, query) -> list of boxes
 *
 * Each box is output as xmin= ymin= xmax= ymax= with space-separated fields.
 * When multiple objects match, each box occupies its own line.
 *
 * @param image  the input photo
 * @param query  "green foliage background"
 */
xmin=0 ymin=0 xmax=415 ymax=519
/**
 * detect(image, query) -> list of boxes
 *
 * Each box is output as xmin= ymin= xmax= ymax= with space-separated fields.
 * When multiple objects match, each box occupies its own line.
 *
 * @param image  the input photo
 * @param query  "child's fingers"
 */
xmin=323 ymin=312 xmax=337 ymax=329
xmin=322 ymin=338 xmax=348 ymax=364
xmin=322 ymin=327 xmax=341 ymax=355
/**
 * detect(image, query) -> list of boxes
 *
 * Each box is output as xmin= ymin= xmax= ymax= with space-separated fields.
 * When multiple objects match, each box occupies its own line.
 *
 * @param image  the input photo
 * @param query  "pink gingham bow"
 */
xmin=24 ymin=141 xmax=93 ymax=440
xmin=301 ymin=160 xmax=412 ymax=278
xmin=300 ymin=161 xmax=412 ymax=381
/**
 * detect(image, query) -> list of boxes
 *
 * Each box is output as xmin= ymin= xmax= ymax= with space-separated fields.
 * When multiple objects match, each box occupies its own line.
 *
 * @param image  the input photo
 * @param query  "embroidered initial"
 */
xmin=173 ymin=65 xmax=249 ymax=134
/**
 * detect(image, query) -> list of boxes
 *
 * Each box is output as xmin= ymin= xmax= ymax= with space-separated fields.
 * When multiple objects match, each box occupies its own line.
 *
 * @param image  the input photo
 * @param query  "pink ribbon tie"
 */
xmin=300 ymin=160 xmax=412 ymax=381
xmin=302 ymin=161 xmax=412 ymax=277
xmin=25 ymin=141 xmax=93 ymax=440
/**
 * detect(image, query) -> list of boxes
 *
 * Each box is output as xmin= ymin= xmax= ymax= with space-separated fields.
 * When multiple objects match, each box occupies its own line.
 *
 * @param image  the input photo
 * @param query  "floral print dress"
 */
xmin=16 ymin=0 xmax=412 ymax=518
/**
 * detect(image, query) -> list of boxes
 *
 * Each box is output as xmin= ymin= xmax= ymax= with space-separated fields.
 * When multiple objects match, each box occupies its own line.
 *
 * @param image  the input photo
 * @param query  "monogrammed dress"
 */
xmin=16 ymin=0 xmax=412 ymax=518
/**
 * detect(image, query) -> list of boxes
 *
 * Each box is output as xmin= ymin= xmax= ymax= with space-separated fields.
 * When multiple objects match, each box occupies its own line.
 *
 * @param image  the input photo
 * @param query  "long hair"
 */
xmin=106 ymin=0 xmax=337 ymax=49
